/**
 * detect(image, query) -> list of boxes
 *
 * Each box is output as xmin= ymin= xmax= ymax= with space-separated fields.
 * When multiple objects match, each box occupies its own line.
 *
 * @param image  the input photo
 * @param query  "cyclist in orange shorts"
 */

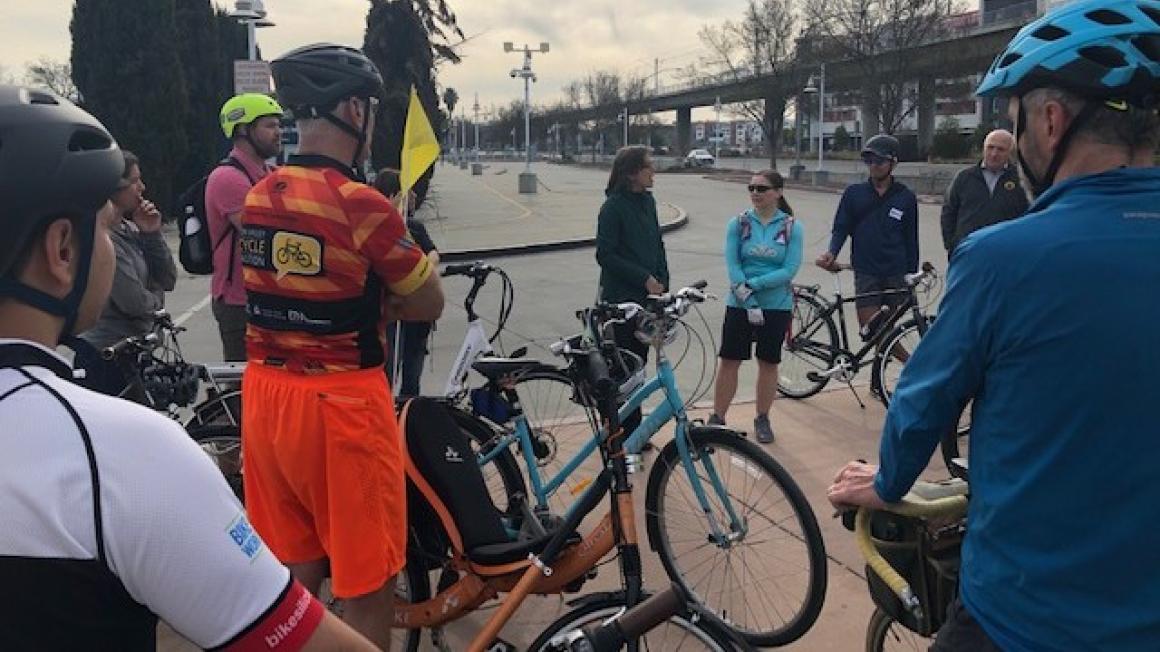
xmin=240 ymin=43 xmax=444 ymax=649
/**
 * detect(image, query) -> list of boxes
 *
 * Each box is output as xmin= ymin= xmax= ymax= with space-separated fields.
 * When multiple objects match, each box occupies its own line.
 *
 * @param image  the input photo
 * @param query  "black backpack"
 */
xmin=177 ymin=157 xmax=254 ymax=276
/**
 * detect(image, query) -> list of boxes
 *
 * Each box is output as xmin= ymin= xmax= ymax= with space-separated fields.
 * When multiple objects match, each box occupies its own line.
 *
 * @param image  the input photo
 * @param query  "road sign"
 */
xmin=233 ymin=60 xmax=271 ymax=95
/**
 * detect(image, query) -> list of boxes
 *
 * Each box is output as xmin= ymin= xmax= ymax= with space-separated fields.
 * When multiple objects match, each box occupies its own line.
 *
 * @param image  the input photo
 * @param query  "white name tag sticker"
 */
xmin=889 ymin=207 xmax=904 ymax=221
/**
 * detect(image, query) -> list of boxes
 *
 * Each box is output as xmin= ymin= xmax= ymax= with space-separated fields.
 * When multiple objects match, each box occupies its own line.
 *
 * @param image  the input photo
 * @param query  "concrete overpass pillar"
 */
xmin=917 ymin=76 xmax=937 ymax=160
xmin=676 ymin=106 xmax=692 ymax=157
xmin=861 ymin=93 xmax=880 ymax=147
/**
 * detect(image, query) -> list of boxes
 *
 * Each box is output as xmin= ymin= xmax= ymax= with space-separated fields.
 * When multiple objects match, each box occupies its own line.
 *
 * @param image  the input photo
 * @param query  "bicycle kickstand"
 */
xmin=845 ymin=379 xmax=867 ymax=409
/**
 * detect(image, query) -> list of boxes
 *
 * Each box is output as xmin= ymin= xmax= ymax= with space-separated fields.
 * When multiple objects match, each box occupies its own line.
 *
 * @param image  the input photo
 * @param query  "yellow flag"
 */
xmin=399 ymin=86 xmax=441 ymax=196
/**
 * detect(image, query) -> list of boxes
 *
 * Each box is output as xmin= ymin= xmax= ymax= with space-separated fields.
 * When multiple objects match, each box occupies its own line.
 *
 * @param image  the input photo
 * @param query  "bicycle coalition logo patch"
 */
xmin=272 ymin=231 xmax=323 ymax=278
xmin=1004 ymin=180 xmax=1017 ymax=191
xmin=227 ymin=512 xmax=265 ymax=562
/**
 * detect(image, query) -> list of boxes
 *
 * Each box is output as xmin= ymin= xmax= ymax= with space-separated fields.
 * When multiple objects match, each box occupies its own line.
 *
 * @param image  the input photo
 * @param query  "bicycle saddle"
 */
xmin=471 ymin=356 xmax=543 ymax=381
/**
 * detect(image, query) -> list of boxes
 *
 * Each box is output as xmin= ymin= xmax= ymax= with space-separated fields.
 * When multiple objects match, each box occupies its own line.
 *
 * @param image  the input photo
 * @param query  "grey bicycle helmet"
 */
xmin=271 ymin=43 xmax=383 ymax=113
xmin=861 ymin=134 xmax=901 ymax=161
xmin=0 ymin=85 xmax=123 ymax=336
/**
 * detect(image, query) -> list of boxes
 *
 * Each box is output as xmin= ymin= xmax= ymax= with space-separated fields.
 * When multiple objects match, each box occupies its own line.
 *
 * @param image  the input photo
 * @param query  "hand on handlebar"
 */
xmin=827 ymin=460 xmax=891 ymax=513
xmin=644 ymin=275 xmax=665 ymax=295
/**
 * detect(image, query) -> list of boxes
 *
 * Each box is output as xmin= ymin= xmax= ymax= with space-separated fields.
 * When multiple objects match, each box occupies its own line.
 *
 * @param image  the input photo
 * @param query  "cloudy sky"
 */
xmin=0 ymin=0 xmax=755 ymax=118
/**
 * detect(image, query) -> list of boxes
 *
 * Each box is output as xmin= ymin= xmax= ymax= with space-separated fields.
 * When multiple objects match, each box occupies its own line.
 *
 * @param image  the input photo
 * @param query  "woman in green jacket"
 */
xmin=596 ymin=145 xmax=669 ymax=435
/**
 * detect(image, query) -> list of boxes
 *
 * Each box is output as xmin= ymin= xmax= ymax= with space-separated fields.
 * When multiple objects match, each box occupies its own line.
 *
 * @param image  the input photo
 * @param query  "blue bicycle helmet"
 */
xmin=977 ymin=0 xmax=1160 ymax=105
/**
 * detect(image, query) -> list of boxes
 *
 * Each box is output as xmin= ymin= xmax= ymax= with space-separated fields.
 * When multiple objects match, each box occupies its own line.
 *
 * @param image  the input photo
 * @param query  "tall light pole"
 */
xmin=804 ymin=64 xmax=826 ymax=171
xmin=621 ymin=106 xmax=629 ymax=147
xmin=713 ymin=96 xmax=722 ymax=160
xmin=472 ymin=94 xmax=481 ymax=158
xmin=505 ymin=41 xmax=549 ymax=194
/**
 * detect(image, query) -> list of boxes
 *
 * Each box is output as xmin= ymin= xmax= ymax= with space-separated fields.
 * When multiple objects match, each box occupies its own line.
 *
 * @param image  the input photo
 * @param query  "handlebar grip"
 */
xmin=441 ymin=263 xmax=474 ymax=277
xmin=611 ymin=583 xmax=689 ymax=644
xmin=921 ymin=261 xmax=935 ymax=273
xmin=691 ymin=280 xmax=708 ymax=290
xmin=101 ymin=337 xmax=139 ymax=361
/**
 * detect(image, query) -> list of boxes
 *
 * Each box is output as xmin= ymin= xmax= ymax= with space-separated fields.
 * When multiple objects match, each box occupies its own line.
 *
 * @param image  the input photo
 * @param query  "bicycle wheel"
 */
xmin=187 ymin=425 xmax=243 ymax=503
xmin=646 ymin=429 xmax=827 ymax=647
xmin=778 ymin=292 xmax=838 ymax=399
xmin=871 ymin=318 xmax=930 ymax=408
xmin=526 ymin=592 xmax=738 ymax=651
xmin=865 ymin=607 xmax=930 ymax=652
xmin=449 ymin=404 xmax=527 ymax=517
xmin=505 ymin=369 xmax=603 ymax=522
xmin=186 ymin=389 xmax=242 ymax=428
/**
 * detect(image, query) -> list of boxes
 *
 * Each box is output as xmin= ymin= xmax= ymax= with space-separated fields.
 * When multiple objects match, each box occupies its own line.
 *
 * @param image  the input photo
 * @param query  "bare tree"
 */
xmin=698 ymin=0 xmax=800 ymax=169
xmin=25 ymin=57 xmax=80 ymax=101
xmin=0 ymin=63 xmax=19 ymax=85
xmin=803 ymin=0 xmax=957 ymax=136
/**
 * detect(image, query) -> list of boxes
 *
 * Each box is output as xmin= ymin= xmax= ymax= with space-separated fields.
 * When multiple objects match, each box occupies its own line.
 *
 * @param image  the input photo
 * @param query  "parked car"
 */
xmin=685 ymin=148 xmax=715 ymax=167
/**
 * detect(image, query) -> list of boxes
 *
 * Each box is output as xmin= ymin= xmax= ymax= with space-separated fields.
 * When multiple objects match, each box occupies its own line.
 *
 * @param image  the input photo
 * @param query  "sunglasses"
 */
xmin=861 ymin=153 xmax=890 ymax=166
xmin=747 ymin=184 xmax=774 ymax=193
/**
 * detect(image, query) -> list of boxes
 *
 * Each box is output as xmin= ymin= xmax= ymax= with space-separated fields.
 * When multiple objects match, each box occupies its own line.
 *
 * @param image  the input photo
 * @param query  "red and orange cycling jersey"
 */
xmin=240 ymin=155 xmax=432 ymax=373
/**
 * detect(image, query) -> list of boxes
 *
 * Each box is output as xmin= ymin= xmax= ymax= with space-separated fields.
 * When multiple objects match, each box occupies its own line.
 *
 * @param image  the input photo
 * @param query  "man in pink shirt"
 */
xmin=205 ymin=94 xmax=283 ymax=360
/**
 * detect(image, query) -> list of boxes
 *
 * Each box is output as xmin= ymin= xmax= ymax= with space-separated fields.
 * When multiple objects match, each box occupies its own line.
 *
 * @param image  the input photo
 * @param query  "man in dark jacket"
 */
xmin=596 ymin=145 xmax=669 ymax=435
xmin=817 ymin=134 xmax=919 ymax=330
xmin=940 ymin=129 xmax=1028 ymax=257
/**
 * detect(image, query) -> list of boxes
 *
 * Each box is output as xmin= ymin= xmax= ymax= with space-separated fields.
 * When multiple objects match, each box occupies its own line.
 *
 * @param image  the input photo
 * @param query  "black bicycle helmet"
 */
xmin=271 ymin=43 xmax=384 ymax=112
xmin=861 ymin=134 xmax=901 ymax=161
xmin=0 ymin=85 xmax=123 ymax=336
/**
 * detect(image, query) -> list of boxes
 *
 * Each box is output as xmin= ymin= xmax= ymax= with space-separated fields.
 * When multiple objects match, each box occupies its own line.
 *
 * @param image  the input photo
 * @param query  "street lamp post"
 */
xmin=505 ymin=41 xmax=549 ymax=194
xmin=803 ymin=63 xmax=827 ymax=172
xmin=713 ymin=96 xmax=722 ymax=161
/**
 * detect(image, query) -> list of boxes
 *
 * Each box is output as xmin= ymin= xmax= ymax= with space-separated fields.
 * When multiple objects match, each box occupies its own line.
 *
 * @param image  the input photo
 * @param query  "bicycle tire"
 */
xmin=449 ymin=404 xmax=527 ymax=516
xmin=645 ymin=429 xmax=827 ymax=647
xmin=865 ymin=606 xmax=930 ymax=652
xmin=870 ymin=317 xmax=931 ymax=409
xmin=186 ymin=390 xmax=243 ymax=428
xmin=186 ymin=425 xmax=244 ymax=503
xmin=526 ymin=592 xmax=739 ymax=651
xmin=470 ymin=368 xmax=603 ymax=525
xmin=778 ymin=291 xmax=838 ymax=399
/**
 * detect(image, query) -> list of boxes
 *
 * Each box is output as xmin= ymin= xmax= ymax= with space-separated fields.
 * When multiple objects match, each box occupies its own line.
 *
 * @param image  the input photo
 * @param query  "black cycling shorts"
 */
xmin=853 ymin=273 xmax=909 ymax=310
xmin=719 ymin=307 xmax=792 ymax=364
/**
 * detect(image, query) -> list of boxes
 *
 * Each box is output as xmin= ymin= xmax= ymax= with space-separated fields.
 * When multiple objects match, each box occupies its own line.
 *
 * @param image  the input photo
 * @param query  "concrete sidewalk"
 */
xmin=417 ymin=161 xmax=686 ymax=259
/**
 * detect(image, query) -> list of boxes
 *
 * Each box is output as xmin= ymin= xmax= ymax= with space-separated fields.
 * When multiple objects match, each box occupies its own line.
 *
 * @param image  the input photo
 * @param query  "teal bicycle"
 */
xmin=461 ymin=282 xmax=828 ymax=647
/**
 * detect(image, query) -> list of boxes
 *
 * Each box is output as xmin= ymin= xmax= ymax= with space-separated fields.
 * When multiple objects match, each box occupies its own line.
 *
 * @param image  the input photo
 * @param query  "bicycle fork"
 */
xmin=674 ymin=425 xmax=748 ymax=547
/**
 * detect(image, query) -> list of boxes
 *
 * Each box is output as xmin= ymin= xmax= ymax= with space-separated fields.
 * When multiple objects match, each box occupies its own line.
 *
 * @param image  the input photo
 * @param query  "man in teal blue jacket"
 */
xmin=828 ymin=2 xmax=1160 ymax=649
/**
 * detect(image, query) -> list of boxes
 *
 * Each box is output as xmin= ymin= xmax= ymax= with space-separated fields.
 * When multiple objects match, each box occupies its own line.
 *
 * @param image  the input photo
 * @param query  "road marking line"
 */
xmin=175 ymin=294 xmax=212 ymax=327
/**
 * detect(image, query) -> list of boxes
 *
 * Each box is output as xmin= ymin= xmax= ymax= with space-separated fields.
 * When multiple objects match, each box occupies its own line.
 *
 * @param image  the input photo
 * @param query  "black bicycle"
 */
xmin=778 ymin=262 xmax=939 ymax=408
xmin=102 ymin=310 xmax=244 ymax=498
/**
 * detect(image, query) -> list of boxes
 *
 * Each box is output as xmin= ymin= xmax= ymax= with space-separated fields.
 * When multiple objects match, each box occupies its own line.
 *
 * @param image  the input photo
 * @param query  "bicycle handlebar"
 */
xmin=441 ymin=261 xmax=494 ymax=278
xmin=101 ymin=332 xmax=160 ymax=361
xmin=852 ymin=483 xmax=968 ymax=620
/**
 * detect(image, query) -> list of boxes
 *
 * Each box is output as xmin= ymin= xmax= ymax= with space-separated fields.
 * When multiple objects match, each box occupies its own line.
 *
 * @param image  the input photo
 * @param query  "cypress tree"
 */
xmin=71 ymin=0 xmax=190 ymax=213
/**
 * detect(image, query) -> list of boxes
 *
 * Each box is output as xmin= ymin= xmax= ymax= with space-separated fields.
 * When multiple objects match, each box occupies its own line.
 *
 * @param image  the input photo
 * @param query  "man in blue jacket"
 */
xmin=815 ymin=134 xmax=919 ymax=332
xmin=828 ymin=1 xmax=1160 ymax=649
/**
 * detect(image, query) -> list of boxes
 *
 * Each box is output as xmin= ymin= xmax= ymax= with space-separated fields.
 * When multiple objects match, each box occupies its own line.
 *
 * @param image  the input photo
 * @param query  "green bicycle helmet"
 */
xmin=219 ymin=93 xmax=283 ymax=138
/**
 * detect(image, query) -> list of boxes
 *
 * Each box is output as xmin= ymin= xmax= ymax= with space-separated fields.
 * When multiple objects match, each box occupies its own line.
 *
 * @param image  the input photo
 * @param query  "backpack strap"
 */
xmin=214 ymin=157 xmax=259 ymax=284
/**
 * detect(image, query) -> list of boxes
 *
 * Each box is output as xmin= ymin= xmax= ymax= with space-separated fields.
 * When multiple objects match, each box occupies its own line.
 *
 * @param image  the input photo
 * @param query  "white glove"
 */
xmin=733 ymin=282 xmax=754 ymax=303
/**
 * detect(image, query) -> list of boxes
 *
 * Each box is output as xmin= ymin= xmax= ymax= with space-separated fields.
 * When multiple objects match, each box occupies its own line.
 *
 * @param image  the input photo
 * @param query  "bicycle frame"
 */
xmin=797 ymin=275 xmax=928 ymax=372
xmin=443 ymin=317 xmax=492 ymax=396
xmin=476 ymin=331 xmax=746 ymax=546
